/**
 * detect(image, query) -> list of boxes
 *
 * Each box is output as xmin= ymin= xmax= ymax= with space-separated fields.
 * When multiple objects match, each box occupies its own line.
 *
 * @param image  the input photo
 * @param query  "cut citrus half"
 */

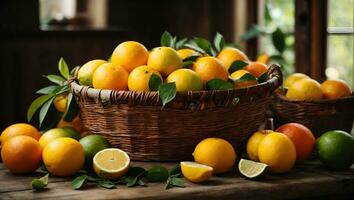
xmin=238 ymin=158 xmax=268 ymax=179
xmin=181 ymin=161 xmax=213 ymax=183
xmin=93 ymin=148 xmax=130 ymax=180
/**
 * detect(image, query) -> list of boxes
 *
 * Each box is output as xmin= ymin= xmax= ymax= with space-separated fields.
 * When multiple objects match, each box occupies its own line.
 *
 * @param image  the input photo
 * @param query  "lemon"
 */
xmin=93 ymin=148 xmax=130 ymax=180
xmin=39 ymin=127 xmax=80 ymax=149
xmin=216 ymin=47 xmax=249 ymax=71
xmin=53 ymin=93 xmax=68 ymax=112
xmin=230 ymin=69 xmax=258 ymax=88
xmin=128 ymin=65 xmax=163 ymax=91
xmin=180 ymin=161 xmax=213 ymax=183
xmin=246 ymin=130 xmax=272 ymax=161
xmin=284 ymin=73 xmax=309 ymax=88
xmin=78 ymin=59 xmax=107 ymax=86
xmin=165 ymin=69 xmax=203 ymax=91
xmin=238 ymin=159 xmax=268 ymax=179
xmin=177 ymin=49 xmax=200 ymax=60
xmin=286 ymin=78 xmax=323 ymax=100
xmin=147 ymin=47 xmax=183 ymax=77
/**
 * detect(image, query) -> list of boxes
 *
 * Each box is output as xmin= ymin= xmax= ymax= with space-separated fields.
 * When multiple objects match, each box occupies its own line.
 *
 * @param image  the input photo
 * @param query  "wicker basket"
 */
xmin=271 ymin=93 xmax=354 ymax=137
xmin=70 ymin=64 xmax=282 ymax=161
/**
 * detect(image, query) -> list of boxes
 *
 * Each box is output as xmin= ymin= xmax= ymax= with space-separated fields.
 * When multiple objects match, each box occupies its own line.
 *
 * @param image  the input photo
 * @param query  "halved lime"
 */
xmin=238 ymin=158 xmax=268 ymax=179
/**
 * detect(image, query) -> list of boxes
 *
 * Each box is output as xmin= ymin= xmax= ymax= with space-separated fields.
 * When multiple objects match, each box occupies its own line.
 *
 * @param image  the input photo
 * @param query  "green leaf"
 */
xmin=39 ymin=96 xmax=54 ymax=127
xmin=107 ymin=56 xmax=112 ymax=62
xmin=239 ymin=73 xmax=257 ymax=82
xmin=214 ymin=32 xmax=225 ymax=52
xmin=183 ymin=61 xmax=194 ymax=68
xmin=125 ymin=176 xmax=138 ymax=187
xmin=241 ymin=25 xmax=262 ymax=41
xmin=175 ymin=38 xmax=188 ymax=50
xmin=31 ymin=173 xmax=49 ymax=190
xmin=184 ymin=42 xmax=207 ymax=55
xmin=161 ymin=31 xmax=173 ymax=47
xmin=169 ymin=164 xmax=181 ymax=176
xmin=265 ymin=3 xmax=272 ymax=21
xmin=206 ymin=79 xmax=233 ymax=90
xmin=36 ymin=85 xmax=61 ymax=94
xmin=44 ymin=74 xmax=66 ymax=85
xmin=183 ymin=54 xmax=200 ymax=62
xmin=224 ymin=43 xmax=243 ymax=50
xmin=137 ymin=179 xmax=145 ymax=186
xmin=72 ymin=175 xmax=88 ymax=190
xmin=165 ymin=177 xmax=185 ymax=190
xmin=158 ymin=83 xmax=176 ymax=108
xmin=63 ymin=93 xmax=79 ymax=122
xmin=272 ymin=28 xmax=286 ymax=53
xmin=98 ymin=180 xmax=115 ymax=189
xmin=126 ymin=167 xmax=146 ymax=177
xmin=27 ymin=94 xmax=55 ymax=122
xmin=146 ymin=166 xmax=169 ymax=182
xmin=257 ymin=72 xmax=268 ymax=83
xmin=193 ymin=37 xmax=213 ymax=55
xmin=58 ymin=57 xmax=70 ymax=79
xmin=149 ymin=74 xmax=162 ymax=91
xmin=228 ymin=60 xmax=249 ymax=74
xmin=171 ymin=36 xmax=177 ymax=49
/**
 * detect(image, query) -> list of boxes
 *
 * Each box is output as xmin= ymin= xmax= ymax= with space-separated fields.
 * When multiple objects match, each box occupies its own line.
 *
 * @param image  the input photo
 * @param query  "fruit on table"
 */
xmin=192 ymin=56 xmax=229 ymax=84
xmin=246 ymin=130 xmax=273 ymax=161
xmin=217 ymin=47 xmax=249 ymax=71
xmin=1 ymin=136 xmax=42 ymax=174
xmin=111 ymin=41 xmax=149 ymax=72
xmin=148 ymin=47 xmax=183 ymax=77
xmin=128 ymin=65 xmax=163 ymax=91
xmin=258 ymin=132 xmax=296 ymax=173
xmin=276 ymin=123 xmax=315 ymax=162
xmin=79 ymin=134 xmax=110 ymax=167
xmin=43 ymin=137 xmax=84 ymax=177
xmin=39 ymin=127 xmax=81 ymax=149
xmin=177 ymin=48 xmax=200 ymax=60
xmin=1 ymin=123 xmax=41 ymax=145
xmin=53 ymin=93 xmax=68 ymax=113
xmin=181 ymin=161 xmax=213 ymax=183
xmin=320 ymin=79 xmax=352 ymax=100
xmin=238 ymin=158 xmax=268 ymax=179
xmin=165 ymin=69 xmax=203 ymax=92
xmin=244 ymin=61 xmax=269 ymax=78
xmin=284 ymin=73 xmax=309 ymax=88
xmin=78 ymin=59 xmax=107 ymax=86
xmin=93 ymin=148 xmax=130 ymax=180
xmin=92 ymin=63 xmax=129 ymax=90
xmin=193 ymin=137 xmax=236 ymax=174
xmin=286 ymin=78 xmax=323 ymax=100
xmin=230 ymin=69 xmax=258 ymax=88
xmin=316 ymin=130 xmax=354 ymax=170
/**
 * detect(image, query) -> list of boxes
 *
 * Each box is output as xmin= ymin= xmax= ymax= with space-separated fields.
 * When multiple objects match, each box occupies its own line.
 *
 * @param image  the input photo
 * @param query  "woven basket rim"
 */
xmin=274 ymin=93 xmax=354 ymax=104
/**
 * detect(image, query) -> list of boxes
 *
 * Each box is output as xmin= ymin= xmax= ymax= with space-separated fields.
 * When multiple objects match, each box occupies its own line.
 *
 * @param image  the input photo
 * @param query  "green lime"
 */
xmin=238 ymin=158 xmax=268 ymax=179
xmin=79 ymin=135 xmax=110 ymax=168
xmin=39 ymin=128 xmax=80 ymax=149
xmin=316 ymin=130 xmax=354 ymax=170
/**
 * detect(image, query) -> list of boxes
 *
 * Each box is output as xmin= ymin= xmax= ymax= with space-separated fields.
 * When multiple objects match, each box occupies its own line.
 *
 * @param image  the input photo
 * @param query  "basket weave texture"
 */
xmin=70 ymin=64 xmax=282 ymax=161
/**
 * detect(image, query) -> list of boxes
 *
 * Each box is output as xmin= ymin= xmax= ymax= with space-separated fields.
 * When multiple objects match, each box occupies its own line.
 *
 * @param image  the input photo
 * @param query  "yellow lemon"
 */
xmin=165 ymin=69 xmax=203 ymax=91
xmin=39 ymin=128 xmax=81 ymax=149
xmin=78 ymin=59 xmax=107 ymax=86
xmin=230 ymin=69 xmax=258 ymax=88
xmin=246 ymin=130 xmax=273 ymax=161
xmin=181 ymin=161 xmax=213 ymax=183
xmin=217 ymin=47 xmax=249 ymax=71
xmin=284 ymin=73 xmax=309 ymax=88
xmin=286 ymin=78 xmax=323 ymax=100
xmin=128 ymin=65 xmax=162 ymax=91
xmin=177 ymin=48 xmax=200 ymax=60
xmin=147 ymin=47 xmax=183 ymax=77
xmin=53 ymin=93 xmax=68 ymax=112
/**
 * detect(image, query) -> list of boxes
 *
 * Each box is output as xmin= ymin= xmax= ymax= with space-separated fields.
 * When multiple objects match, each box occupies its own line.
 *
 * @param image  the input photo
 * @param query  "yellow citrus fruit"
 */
xmin=246 ymin=130 xmax=273 ymax=161
xmin=39 ymin=128 xmax=81 ymax=149
xmin=258 ymin=132 xmax=296 ymax=173
xmin=257 ymin=53 xmax=270 ymax=64
xmin=217 ymin=48 xmax=249 ymax=71
xmin=321 ymin=79 xmax=352 ymax=100
xmin=193 ymin=138 xmax=236 ymax=174
xmin=165 ymin=69 xmax=203 ymax=91
xmin=93 ymin=63 xmax=129 ymax=90
xmin=1 ymin=136 xmax=42 ymax=174
xmin=57 ymin=115 xmax=85 ymax=134
xmin=53 ymin=93 xmax=68 ymax=112
xmin=286 ymin=78 xmax=323 ymax=100
xmin=230 ymin=69 xmax=258 ymax=88
xmin=93 ymin=148 xmax=130 ymax=180
xmin=180 ymin=161 xmax=213 ymax=183
xmin=111 ymin=41 xmax=149 ymax=72
xmin=43 ymin=137 xmax=84 ymax=177
xmin=78 ymin=59 xmax=107 ymax=86
xmin=284 ymin=73 xmax=309 ymax=88
xmin=177 ymin=48 xmax=200 ymax=60
xmin=147 ymin=47 xmax=183 ymax=77
xmin=128 ymin=65 xmax=163 ymax=91
xmin=192 ymin=56 xmax=229 ymax=84
xmin=1 ymin=123 xmax=41 ymax=145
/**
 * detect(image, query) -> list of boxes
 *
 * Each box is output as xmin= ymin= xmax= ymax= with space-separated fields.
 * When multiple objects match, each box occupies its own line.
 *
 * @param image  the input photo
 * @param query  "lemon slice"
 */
xmin=180 ymin=161 xmax=213 ymax=183
xmin=93 ymin=148 xmax=130 ymax=180
xmin=238 ymin=158 xmax=268 ymax=179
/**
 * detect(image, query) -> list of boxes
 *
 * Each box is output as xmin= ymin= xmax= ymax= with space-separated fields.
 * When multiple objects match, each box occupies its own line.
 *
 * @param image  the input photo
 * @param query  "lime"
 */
xmin=238 ymin=158 xmax=268 ymax=179
xmin=79 ymin=135 xmax=110 ymax=168
xmin=316 ymin=130 xmax=354 ymax=170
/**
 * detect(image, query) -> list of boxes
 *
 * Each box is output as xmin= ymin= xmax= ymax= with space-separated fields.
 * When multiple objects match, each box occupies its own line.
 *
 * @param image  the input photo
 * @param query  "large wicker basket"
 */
xmin=70 ymin=64 xmax=282 ymax=161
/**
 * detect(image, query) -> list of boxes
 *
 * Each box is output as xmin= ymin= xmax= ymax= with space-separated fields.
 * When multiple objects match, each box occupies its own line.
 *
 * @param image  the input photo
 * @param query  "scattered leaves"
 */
xmin=145 ymin=166 xmax=169 ymax=182
xmin=31 ymin=174 xmax=49 ymax=190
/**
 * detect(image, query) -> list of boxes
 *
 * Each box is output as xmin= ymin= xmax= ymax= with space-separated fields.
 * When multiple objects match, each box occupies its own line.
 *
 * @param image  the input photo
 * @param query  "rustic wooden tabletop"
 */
xmin=0 ymin=161 xmax=353 ymax=200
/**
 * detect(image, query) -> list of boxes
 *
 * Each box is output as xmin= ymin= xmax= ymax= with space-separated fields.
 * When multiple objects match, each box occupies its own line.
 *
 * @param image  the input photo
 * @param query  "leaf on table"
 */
xmin=158 ymin=83 xmax=176 ymax=108
xmin=146 ymin=166 xmax=169 ymax=182
xmin=126 ymin=166 xmax=146 ymax=177
xmin=165 ymin=177 xmax=185 ymax=190
xmin=72 ymin=175 xmax=88 ymax=190
xmin=98 ymin=180 xmax=115 ymax=189
xmin=169 ymin=164 xmax=182 ymax=176
xmin=31 ymin=173 xmax=49 ymax=190
xmin=58 ymin=57 xmax=70 ymax=79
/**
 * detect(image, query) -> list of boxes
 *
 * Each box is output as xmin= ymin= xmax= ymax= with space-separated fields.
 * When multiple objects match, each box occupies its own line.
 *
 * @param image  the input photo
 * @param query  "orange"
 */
xmin=217 ymin=48 xmax=249 ymax=71
xmin=244 ymin=61 xmax=269 ymax=77
xmin=177 ymin=48 xmax=200 ymax=60
xmin=111 ymin=41 xmax=149 ymax=72
xmin=321 ymin=79 xmax=352 ymax=100
xmin=78 ymin=59 xmax=107 ymax=86
xmin=192 ymin=56 xmax=229 ymax=84
xmin=286 ymin=78 xmax=323 ymax=100
xmin=128 ymin=65 xmax=162 ymax=91
xmin=165 ymin=69 xmax=203 ymax=91
xmin=276 ymin=123 xmax=315 ymax=162
xmin=148 ymin=47 xmax=183 ymax=77
xmin=284 ymin=73 xmax=309 ymax=88
xmin=1 ymin=136 xmax=42 ymax=174
xmin=92 ymin=63 xmax=129 ymax=90
xmin=230 ymin=69 xmax=258 ymax=88
xmin=53 ymin=93 xmax=68 ymax=112
xmin=57 ymin=115 xmax=85 ymax=134
xmin=257 ymin=53 xmax=270 ymax=64
xmin=1 ymin=123 xmax=41 ymax=145
xmin=246 ymin=130 xmax=273 ymax=161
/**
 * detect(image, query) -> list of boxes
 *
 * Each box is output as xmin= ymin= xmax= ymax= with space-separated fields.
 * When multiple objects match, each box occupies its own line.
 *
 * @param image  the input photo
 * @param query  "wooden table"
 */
xmin=1 ymin=161 xmax=353 ymax=200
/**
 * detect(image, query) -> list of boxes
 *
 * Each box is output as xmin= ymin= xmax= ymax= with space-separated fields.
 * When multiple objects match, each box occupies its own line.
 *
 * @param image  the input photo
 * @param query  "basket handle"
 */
xmin=266 ymin=64 xmax=283 ymax=93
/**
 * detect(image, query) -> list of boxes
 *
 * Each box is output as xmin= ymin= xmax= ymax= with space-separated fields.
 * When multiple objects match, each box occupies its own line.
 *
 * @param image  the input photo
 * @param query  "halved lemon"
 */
xmin=238 ymin=158 xmax=268 ymax=179
xmin=93 ymin=148 xmax=130 ymax=180
xmin=180 ymin=161 xmax=213 ymax=183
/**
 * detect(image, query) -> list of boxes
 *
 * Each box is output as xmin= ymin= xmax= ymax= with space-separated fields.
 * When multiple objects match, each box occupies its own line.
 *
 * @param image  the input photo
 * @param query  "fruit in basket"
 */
xmin=258 ymin=132 xmax=296 ymax=173
xmin=238 ymin=158 xmax=268 ymax=179
xmin=276 ymin=123 xmax=315 ymax=162
xmin=57 ymin=115 xmax=85 ymax=133
xmin=246 ymin=130 xmax=273 ymax=161
xmin=148 ymin=47 xmax=183 ymax=77
xmin=166 ymin=69 xmax=203 ymax=91
xmin=78 ymin=59 xmax=107 ymax=86
xmin=192 ymin=56 xmax=229 ymax=84
xmin=217 ymin=48 xmax=249 ymax=71
xmin=230 ymin=69 xmax=258 ymax=88
xmin=92 ymin=63 xmax=129 ymax=90
xmin=80 ymin=134 xmax=110 ymax=167
xmin=257 ymin=53 xmax=270 ymax=64
xmin=53 ymin=93 xmax=68 ymax=112
xmin=193 ymin=138 xmax=236 ymax=174
xmin=320 ymin=79 xmax=352 ymax=100
xmin=244 ymin=61 xmax=269 ymax=78
xmin=43 ymin=137 xmax=84 ymax=177
xmin=286 ymin=78 xmax=323 ymax=100
xmin=181 ymin=161 xmax=213 ymax=183
xmin=128 ymin=65 xmax=163 ymax=91
xmin=93 ymin=148 xmax=130 ymax=180
xmin=1 ymin=123 xmax=40 ymax=145
xmin=316 ymin=130 xmax=354 ymax=170
xmin=284 ymin=73 xmax=309 ymax=88
xmin=39 ymin=127 xmax=81 ymax=149
xmin=1 ymin=136 xmax=42 ymax=174
xmin=177 ymin=48 xmax=200 ymax=60
xmin=111 ymin=41 xmax=149 ymax=72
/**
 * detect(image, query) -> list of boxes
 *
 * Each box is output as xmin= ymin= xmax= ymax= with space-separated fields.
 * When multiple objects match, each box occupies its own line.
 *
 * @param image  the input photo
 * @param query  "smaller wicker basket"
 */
xmin=271 ymin=94 xmax=354 ymax=137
